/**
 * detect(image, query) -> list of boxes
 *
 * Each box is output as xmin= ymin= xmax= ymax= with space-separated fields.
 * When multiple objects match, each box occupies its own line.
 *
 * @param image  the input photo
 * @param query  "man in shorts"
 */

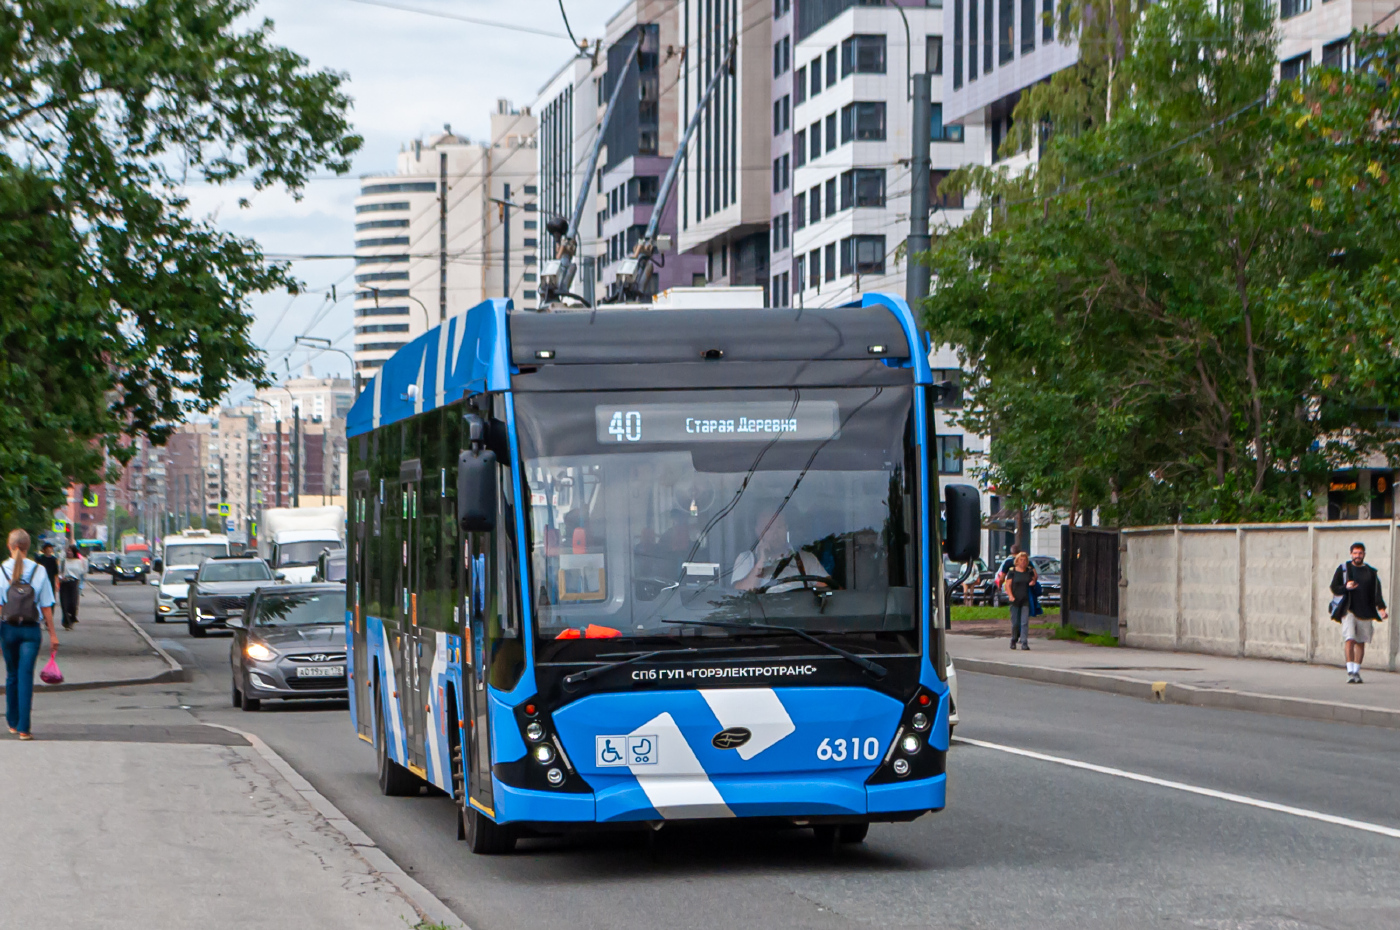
xmin=1329 ymin=542 xmax=1388 ymax=684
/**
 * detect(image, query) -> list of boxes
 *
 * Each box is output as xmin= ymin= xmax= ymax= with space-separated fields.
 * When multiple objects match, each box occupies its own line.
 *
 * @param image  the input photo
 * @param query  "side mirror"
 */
xmin=943 ymin=484 xmax=982 ymax=563
xmin=274 ymin=572 xmax=286 ymax=581
xmin=225 ymin=614 xmax=244 ymax=629
xmin=152 ymin=559 xmax=164 ymax=574
xmin=457 ymin=447 xmax=498 ymax=532
xmin=182 ymin=573 xmax=197 ymax=584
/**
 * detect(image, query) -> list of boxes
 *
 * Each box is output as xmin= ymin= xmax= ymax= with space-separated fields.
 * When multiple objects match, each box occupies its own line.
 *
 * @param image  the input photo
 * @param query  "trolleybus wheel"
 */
xmin=462 ymin=804 xmax=516 ymax=855
xmin=839 ymin=822 xmax=870 ymax=844
xmin=375 ymin=688 xmax=419 ymax=796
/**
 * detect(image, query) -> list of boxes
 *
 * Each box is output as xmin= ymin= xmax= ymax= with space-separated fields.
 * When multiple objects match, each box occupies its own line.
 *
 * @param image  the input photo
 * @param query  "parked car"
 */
xmin=313 ymin=548 xmax=346 ymax=583
xmin=88 ymin=551 xmax=116 ymax=574
xmin=943 ymin=557 xmax=989 ymax=604
xmin=186 ymin=556 xmax=283 ymax=638
xmin=229 ymin=583 xmax=347 ymax=711
xmin=111 ymin=552 xmax=148 ymax=584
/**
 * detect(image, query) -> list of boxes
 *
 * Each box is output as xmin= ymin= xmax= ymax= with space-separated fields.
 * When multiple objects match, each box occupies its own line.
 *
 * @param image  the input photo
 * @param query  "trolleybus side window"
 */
xmin=487 ymin=396 xmax=525 ymax=689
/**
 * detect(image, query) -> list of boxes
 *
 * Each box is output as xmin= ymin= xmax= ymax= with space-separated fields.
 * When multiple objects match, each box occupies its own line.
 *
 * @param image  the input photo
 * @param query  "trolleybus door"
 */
xmin=464 ymin=531 xmax=493 ymax=813
xmin=351 ymin=471 xmax=372 ymax=737
xmin=399 ymin=459 xmax=426 ymax=770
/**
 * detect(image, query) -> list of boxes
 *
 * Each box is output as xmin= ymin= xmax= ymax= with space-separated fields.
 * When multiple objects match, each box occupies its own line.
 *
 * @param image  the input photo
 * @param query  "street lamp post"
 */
xmin=367 ymin=285 xmax=431 ymax=332
xmin=295 ymin=335 xmax=361 ymax=393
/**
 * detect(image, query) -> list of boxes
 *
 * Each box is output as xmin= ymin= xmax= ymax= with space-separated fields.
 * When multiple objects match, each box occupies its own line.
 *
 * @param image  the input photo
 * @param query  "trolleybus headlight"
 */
xmin=911 ymin=712 xmax=929 ymax=732
xmin=892 ymin=758 xmax=910 ymax=777
xmin=546 ymin=767 xmax=565 ymax=786
xmin=534 ymin=744 xmax=556 ymax=765
xmin=900 ymin=734 xmax=921 ymax=755
xmin=525 ymin=722 xmax=545 ymax=741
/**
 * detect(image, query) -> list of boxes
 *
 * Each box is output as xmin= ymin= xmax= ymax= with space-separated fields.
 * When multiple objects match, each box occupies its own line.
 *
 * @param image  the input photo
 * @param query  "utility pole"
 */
xmin=275 ymin=418 xmax=283 ymax=508
xmin=906 ymin=71 xmax=932 ymax=311
xmin=292 ymin=403 xmax=301 ymax=508
xmin=502 ymin=183 xmax=511 ymax=299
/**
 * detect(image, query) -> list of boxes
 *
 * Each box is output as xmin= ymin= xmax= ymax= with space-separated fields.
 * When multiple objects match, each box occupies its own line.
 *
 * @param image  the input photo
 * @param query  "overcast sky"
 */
xmin=197 ymin=0 xmax=622 ymax=388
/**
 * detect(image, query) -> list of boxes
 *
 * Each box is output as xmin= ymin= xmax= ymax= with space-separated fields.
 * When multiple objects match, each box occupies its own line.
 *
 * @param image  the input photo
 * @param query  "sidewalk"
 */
xmin=949 ymin=629 xmax=1400 ymax=729
xmin=0 ymin=587 xmax=181 ymax=694
xmin=0 ymin=725 xmax=437 ymax=929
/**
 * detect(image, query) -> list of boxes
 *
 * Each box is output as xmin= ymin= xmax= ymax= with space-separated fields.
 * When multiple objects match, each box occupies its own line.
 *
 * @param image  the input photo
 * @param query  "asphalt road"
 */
xmin=102 ymin=580 xmax=1400 ymax=930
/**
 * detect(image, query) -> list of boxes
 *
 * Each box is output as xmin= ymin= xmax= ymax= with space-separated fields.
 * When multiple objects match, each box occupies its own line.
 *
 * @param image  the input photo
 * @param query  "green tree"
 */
xmin=923 ymin=0 xmax=1400 ymax=525
xmin=0 ymin=1 xmax=360 ymax=533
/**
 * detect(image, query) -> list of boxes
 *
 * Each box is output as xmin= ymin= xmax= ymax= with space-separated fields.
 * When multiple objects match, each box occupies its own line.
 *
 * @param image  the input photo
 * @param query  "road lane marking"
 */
xmin=954 ymin=736 xmax=1400 ymax=841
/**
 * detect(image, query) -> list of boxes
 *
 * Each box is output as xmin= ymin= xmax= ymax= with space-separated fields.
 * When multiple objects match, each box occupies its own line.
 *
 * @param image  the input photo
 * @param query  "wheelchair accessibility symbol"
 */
xmin=596 ymin=734 xmax=659 ymax=767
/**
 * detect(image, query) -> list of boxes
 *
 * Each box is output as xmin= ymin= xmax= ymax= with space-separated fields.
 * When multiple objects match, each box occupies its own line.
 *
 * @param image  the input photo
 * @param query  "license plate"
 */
xmin=295 ymin=666 xmax=344 ymax=678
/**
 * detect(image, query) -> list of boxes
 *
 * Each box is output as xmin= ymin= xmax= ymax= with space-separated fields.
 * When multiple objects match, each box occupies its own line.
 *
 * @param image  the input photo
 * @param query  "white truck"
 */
xmin=257 ymin=506 xmax=345 ymax=584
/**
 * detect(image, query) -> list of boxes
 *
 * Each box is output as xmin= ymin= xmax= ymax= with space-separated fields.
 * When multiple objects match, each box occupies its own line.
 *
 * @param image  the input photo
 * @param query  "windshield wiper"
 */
xmin=662 ymin=619 xmax=887 ymax=678
xmin=562 ymin=644 xmax=780 ymax=688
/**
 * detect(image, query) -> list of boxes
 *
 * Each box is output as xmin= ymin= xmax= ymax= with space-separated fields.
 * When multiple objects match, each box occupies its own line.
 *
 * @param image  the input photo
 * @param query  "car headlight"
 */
xmin=245 ymin=642 xmax=276 ymax=661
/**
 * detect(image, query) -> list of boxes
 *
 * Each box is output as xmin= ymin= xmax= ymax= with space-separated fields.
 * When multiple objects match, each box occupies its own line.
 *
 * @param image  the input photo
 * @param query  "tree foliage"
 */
xmin=0 ymin=1 xmax=360 ymax=531
xmin=923 ymin=0 xmax=1400 ymax=525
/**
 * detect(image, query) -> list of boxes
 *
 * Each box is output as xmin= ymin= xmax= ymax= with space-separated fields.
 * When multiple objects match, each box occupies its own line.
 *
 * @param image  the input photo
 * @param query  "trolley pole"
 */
xmin=906 ymin=72 xmax=932 ymax=310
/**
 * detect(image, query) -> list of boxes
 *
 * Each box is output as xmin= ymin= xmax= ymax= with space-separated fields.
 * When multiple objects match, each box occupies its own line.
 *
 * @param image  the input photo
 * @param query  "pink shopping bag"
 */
xmin=39 ymin=652 xmax=63 ymax=685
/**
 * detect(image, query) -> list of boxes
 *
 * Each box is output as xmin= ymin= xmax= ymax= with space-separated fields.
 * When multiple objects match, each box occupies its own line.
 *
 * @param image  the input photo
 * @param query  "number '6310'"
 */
xmin=816 ymin=737 xmax=881 ymax=761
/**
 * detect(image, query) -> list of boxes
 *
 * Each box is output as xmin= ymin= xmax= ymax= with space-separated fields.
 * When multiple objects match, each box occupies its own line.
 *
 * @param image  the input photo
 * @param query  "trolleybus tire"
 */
xmin=839 ymin=822 xmax=870 ymax=844
xmin=462 ymin=805 xmax=516 ymax=855
xmin=375 ymin=690 xmax=420 ymax=796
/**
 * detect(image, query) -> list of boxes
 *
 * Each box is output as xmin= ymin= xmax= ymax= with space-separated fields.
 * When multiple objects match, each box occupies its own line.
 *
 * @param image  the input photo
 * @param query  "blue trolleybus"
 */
xmin=344 ymin=294 xmax=978 ymax=853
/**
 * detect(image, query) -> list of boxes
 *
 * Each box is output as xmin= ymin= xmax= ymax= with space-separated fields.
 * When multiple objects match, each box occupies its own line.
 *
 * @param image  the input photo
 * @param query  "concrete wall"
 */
xmin=1122 ymin=522 xmax=1400 ymax=672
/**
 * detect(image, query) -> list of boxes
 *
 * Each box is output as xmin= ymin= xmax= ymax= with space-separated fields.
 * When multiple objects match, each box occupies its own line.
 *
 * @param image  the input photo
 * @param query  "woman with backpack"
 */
xmin=2 ymin=529 xmax=59 ymax=739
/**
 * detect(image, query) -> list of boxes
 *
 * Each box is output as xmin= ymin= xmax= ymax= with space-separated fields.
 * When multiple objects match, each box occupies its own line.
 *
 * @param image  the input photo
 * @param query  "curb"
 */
xmin=205 ymin=722 xmax=469 ymax=930
xmin=953 ymin=656 xmax=1400 ymax=731
xmin=35 ymin=586 xmax=189 ymax=692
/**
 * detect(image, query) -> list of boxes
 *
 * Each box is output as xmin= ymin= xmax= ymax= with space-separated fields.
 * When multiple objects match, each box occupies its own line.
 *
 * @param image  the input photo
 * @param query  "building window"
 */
xmin=812 ymin=121 xmax=824 ymax=160
xmin=1280 ymin=0 xmax=1311 ymax=17
xmin=826 ymin=112 xmax=838 ymax=151
xmin=524 ymin=219 xmax=537 ymax=229
xmin=932 ymin=369 xmax=964 ymax=408
xmin=795 ymin=254 xmax=806 ymax=291
xmin=926 ymin=35 xmax=944 ymax=75
xmin=1022 ymin=0 xmax=1035 ymax=53
xmin=841 ymin=35 xmax=887 ymax=76
xmin=794 ymin=191 xmax=807 ymax=229
xmin=969 ymin=0 xmax=978 ymax=80
xmin=936 ymin=435 xmax=964 ymax=474
xmin=774 ymin=157 xmax=783 ymax=193
xmin=810 ymin=57 xmax=822 ymax=95
xmin=523 ymin=184 xmax=537 ymax=195
xmin=360 ymin=181 xmax=435 ymax=195
xmin=825 ymin=47 xmax=837 ymax=86
xmin=930 ymin=103 xmax=965 ymax=142
xmin=523 ymin=237 xmax=538 ymax=248
xmin=985 ymin=0 xmax=994 ymax=72
xmin=774 ymin=39 xmax=784 ymax=77
xmin=809 ymin=184 xmax=821 ymax=224
xmin=999 ymin=0 xmax=1014 ymax=64
xmin=795 ymin=129 xmax=807 ymax=167
xmin=524 ymin=290 xmax=537 ymax=300
xmin=824 ymin=177 xmax=836 ymax=217
xmin=840 ymin=102 xmax=886 ymax=142
xmin=930 ymin=169 xmax=966 ymax=209
xmin=355 ymin=201 xmax=410 ymax=214
xmin=355 ymin=323 xmax=411 ymax=335
xmin=795 ymin=65 xmax=807 ymax=103
xmin=953 ymin=0 xmax=963 ymax=88
xmin=1043 ymin=0 xmax=1054 ymax=42
xmin=824 ymin=242 xmax=836 ymax=281
xmin=780 ymin=212 xmax=791 ymax=249
xmin=524 ymin=272 xmax=537 ymax=282
xmin=1322 ymin=38 xmax=1348 ymax=69
xmin=355 ymin=219 xmax=410 ymax=231
xmin=355 ymin=236 xmax=410 ymax=248
xmin=774 ymin=100 xmax=783 ymax=135
xmin=840 ymin=168 xmax=886 ymax=209
xmin=783 ymin=94 xmax=791 ymax=131
xmin=355 ymin=305 xmax=410 ymax=318
xmin=810 ymin=247 xmax=821 ymax=290
xmin=840 ymin=234 xmax=886 ymax=276
xmin=1280 ymin=52 xmax=1310 ymax=82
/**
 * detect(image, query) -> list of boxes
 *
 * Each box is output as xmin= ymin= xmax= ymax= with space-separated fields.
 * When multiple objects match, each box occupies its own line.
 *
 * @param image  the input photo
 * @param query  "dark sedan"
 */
xmin=229 ymin=584 xmax=347 ymax=710
xmin=111 ymin=553 xmax=149 ymax=584
xmin=186 ymin=557 xmax=283 ymax=638
xmin=88 ymin=552 xmax=116 ymax=574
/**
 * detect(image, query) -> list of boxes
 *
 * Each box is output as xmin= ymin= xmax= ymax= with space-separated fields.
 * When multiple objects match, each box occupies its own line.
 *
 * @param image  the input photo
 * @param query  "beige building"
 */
xmin=352 ymin=105 xmax=539 ymax=377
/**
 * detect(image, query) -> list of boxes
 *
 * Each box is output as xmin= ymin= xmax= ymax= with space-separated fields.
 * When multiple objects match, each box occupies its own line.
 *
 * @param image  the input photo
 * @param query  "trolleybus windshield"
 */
xmin=515 ymin=386 xmax=919 ymax=660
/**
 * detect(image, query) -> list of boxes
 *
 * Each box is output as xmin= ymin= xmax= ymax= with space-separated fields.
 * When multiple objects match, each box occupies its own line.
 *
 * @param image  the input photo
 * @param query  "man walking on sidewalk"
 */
xmin=1330 ymin=542 xmax=1388 ymax=684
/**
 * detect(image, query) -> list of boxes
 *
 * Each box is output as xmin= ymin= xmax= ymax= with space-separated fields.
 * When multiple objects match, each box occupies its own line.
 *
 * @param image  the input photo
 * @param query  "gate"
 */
xmin=1061 ymin=526 xmax=1120 ymax=636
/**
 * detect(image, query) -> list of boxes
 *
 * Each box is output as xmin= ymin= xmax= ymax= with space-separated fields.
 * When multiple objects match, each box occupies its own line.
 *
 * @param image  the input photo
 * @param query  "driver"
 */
xmin=731 ymin=507 xmax=831 ymax=593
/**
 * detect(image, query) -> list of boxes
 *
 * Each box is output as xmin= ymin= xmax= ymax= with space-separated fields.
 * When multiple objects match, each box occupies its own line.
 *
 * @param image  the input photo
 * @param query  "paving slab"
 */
xmin=949 ymin=631 xmax=1400 ymax=728
xmin=0 ymin=731 xmax=427 ymax=930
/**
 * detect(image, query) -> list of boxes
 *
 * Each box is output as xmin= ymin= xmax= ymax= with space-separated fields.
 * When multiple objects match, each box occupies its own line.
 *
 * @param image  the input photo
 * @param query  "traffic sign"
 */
xmin=218 ymin=502 xmax=231 ymax=516
xmin=51 ymin=520 xmax=67 ymax=534
xmin=82 ymin=490 xmax=99 ymax=507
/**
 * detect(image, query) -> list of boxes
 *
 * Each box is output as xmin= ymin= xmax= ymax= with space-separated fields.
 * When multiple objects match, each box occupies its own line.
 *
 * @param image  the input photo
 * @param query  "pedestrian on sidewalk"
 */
xmin=1003 ymin=550 xmax=1038 ymax=651
xmin=36 ymin=542 xmax=60 ymax=596
xmin=1329 ymin=542 xmax=1387 ymax=684
xmin=2 ymin=529 xmax=59 ymax=739
xmin=59 ymin=545 xmax=85 ymax=630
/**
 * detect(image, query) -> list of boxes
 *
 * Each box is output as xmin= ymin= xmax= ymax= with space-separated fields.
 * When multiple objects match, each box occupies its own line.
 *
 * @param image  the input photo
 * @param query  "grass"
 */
xmin=1047 ymin=625 xmax=1120 ymax=648
xmin=950 ymin=605 xmax=1060 ymax=622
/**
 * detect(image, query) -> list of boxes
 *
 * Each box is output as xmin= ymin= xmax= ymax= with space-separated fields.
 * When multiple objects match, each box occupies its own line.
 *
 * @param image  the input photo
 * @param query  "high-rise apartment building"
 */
xmin=353 ymin=107 xmax=538 ymax=376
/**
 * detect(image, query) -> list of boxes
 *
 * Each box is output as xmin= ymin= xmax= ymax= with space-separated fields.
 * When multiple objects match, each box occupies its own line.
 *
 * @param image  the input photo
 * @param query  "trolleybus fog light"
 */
xmin=525 ymin=722 xmax=545 ymax=741
xmin=892 ymin=758 xmax=910 ymax=777
xmin=900 ymin=734 xmax=921 ymax=755
xmin=534 ymin=744 xmax=556 ymax=765
xmin=911 ymin=712 xmax=929 ymax=732
xmin=546 ymin=767 xmax=565 ymax=786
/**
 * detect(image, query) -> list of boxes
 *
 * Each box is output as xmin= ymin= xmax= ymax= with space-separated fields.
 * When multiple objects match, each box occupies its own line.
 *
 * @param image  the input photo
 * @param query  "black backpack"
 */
xmin=1 ymin=562 xmax=40 ymax=623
